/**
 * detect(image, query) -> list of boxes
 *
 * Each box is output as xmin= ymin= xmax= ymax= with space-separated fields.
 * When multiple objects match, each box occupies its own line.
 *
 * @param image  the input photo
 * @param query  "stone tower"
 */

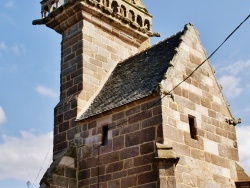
xmin=33 ymin=0 xmax=154 ymax=155
xmin=33 ymin=1 xmax=250 ymax=188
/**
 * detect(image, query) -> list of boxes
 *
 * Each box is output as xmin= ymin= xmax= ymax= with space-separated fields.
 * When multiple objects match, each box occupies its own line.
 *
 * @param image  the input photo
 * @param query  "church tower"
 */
xmin=33 ymin=0 xmax=154 ymax=154
xmin=33 ymin=1 xmax=250 ymax=188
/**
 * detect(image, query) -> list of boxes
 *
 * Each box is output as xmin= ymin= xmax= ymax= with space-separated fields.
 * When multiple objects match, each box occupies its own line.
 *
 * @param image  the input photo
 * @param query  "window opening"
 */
xmin=102 ymin=125 xmax=109 ymax=146
xmin=188 ymin=115 xmax=197 ymax=140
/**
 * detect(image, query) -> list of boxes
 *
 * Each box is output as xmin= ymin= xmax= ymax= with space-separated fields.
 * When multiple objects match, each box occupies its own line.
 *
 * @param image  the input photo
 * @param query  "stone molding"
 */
xmin=33 ymin=0 xmax=155 ymax=39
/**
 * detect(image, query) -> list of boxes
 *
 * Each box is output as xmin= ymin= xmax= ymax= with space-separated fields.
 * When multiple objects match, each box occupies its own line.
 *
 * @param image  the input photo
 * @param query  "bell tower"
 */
xmin=33 ymin=0 xmax=153 ymax=154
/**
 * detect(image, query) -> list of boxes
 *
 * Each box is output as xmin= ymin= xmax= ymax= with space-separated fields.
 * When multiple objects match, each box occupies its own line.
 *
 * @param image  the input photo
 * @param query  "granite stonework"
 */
xmin=33 ymin=0 xmax=250 ymax=187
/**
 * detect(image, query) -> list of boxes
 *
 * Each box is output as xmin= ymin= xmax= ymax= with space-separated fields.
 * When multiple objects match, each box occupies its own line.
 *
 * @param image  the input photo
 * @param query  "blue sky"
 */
xmin=0 ymin=0 xmax=249 ymax=187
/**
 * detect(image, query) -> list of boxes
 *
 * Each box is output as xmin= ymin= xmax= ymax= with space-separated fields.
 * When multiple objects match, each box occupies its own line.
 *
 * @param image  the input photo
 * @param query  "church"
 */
xmin=33 ymin=0 xmax=250 ymax=187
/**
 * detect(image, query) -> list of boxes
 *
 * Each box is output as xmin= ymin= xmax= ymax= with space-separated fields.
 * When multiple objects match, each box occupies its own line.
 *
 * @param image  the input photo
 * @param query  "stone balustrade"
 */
xmin=40 ymin=0 xmax=152 ymax=31
xmin=40 ymin=0 xmax=62 ymax=18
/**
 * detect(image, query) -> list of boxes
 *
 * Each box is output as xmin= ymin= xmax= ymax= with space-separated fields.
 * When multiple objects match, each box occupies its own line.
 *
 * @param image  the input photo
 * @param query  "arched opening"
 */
xmin=111 ymin=1 xmax=119 ymax=13
xmin=137 ymin=15 xmax=143 ymax=27
xmin=144 ymin=19 xmax=150 ymax=30
xmin=103 ymin=0 xmax=109 ymax=7
xmin=120 ymin=5 xmax=126 ymax=17
xmin=128 ymin=10 xmax=135 ymax=21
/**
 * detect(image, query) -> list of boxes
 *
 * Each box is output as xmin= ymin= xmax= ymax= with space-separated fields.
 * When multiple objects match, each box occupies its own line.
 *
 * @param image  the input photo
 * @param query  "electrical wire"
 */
xmin=31 ymin=141 xmax=53 ymax=188
xmin=72 ymin=13 xmax=250 ymax=163
xmin=34 ymin=13 xmax=250 ymax=184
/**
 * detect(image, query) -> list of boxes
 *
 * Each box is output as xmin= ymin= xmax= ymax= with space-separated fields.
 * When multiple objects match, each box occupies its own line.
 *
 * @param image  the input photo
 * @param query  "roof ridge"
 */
xmin=77 ymin=26 xmax=186 ymax=121
xmin=115 ymin=24 xmax=188 ymax=66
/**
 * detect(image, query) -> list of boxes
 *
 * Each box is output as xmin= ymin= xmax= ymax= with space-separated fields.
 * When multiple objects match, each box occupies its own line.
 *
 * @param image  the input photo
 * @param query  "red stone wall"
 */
xmin=53 ymin=17 xmax=140 ymax=154
xmin=75 ymin=96 xmax=163 ymax=188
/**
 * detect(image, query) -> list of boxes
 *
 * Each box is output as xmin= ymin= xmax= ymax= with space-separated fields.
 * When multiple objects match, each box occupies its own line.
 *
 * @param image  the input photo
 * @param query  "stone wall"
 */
xmin=54 ymin=14 xmax=143 ymax=154
xmin=160 ymin=24 xmax=239 ymax=187
xmin=75 ymin=96 xmax=163 ymax=188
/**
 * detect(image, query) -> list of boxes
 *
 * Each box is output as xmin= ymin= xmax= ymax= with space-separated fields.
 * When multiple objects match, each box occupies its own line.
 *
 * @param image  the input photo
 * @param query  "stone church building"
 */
xmin=33 ymin=0 xmax=250 ymax=187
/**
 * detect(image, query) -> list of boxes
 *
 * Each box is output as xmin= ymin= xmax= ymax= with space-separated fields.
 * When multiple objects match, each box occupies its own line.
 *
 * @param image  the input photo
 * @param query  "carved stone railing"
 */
xmin=39 ymin=0 xmax=152 ymax=32
xmin=40 ymin=0 xmax=63 ymax=18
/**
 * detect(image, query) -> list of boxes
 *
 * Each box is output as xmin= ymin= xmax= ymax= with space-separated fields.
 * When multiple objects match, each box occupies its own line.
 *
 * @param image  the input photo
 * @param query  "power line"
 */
xmin=35 ymin=13 xmax=250 ymax=183
xmin=31 ymin=141 xmax=53 ymax=188
xmin=64 ymin=13 xmax=250 ymax=169
xmin=169 ymin=14 xmax=250 ymax=94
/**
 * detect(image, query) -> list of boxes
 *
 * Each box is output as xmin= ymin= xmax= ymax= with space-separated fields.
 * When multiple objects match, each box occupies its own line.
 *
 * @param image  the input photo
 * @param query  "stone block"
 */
xmin=134 ymin=153 xmax=155 ymax=166
xmin=52 ymin=175 xmax=68 ymax=187
xmin=140 ymin=141 xmax=155 ymax=155
xmin=164 ymin=125 xmax=184 ymax=144
xmin=59 ymin=156 xmax=75 ymax=168
xmin=207 ymin=132 xmax=220 ymax=142
xmin=113 ymin=170 xmax=127 ymax=180
xmin=99 ymin=174 xmax=112 ymax=182
xmin=201 ymin=97 xmax=212 ymax=109
xmin=100 ymin=140 xmax=113 ymax=154
xmin=159 ymin=176 xmax=176 ymax=188
xmin=124 ymin=158 xmax=134 ymax=169
xmin=216 ymin=127 xmax=227 ymax=138
xmin=125 ymin=127 xmax=155 ymax=147
xmin=211 ymin=154 xmax=226 ymax=168
xmin=208 ymin=109 xmax=216 ymax=118
xmin=177 ymin=121 xmax=189 ymax=132
xmin=190 ymin=148 xmax=204 ymax=160
xmin=108 ymin=180 xmax=121 ymax=188
xmin=113 ymin=135 xmax=124 ymax=151
xmin=121 ymin=175 xmax=137 ymax=188
xmin=91 ymin=165 xmax=105 ymax=177
xmin=120 ymin=146 xmax=139 ymax=160
xmin=138 ymin=170 xmax=158 ymax=185
xmin=79 ymin=157 xmax=98 ymax=169
xmin=99 ymin=151 xmax=120 ymax=164
xmin=106 ymin=161 xmax=123 ymax=173
xmin=125 ymin=106 xmax=140 ymax=116
xmin=172 ymin=142 xmax=190 ymax=156
xmin=203 ymin=138 xmax=219 ymax=155
xmin=227 ymin=147 xmax=239 ymax=161
xmin=128 ymin=165 xmax=151 ymax=175
xmin=189 ymin=91 xmax=201 ymax=104
xmin=141 ymin=115 xmax=162 ymax=129
xmin=159 ymin=162 xmax=175 ymax=176
xmin=78 ymin=169 xmax=90 ymax=180
xmin=137 ymin=183 xmax=157 ymax=188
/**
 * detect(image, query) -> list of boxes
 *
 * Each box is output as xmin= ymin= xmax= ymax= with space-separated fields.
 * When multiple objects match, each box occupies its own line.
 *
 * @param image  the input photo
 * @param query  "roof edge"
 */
xmin=76 ymin=61 xmax=119 ymax=121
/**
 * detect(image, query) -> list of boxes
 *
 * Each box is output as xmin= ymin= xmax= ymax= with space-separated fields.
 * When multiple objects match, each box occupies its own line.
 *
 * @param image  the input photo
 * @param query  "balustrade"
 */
xmin=39 ymin=0 xmax=152 ymax=32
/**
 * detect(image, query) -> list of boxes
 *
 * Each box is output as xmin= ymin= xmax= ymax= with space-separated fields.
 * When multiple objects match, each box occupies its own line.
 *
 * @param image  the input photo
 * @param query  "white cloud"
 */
xmin=0 ymin=131 xmax=53 ymax=185
xmin=0 ymin=41 xmax=7 ymax=50
xmin=4 ymin=1 xmax=15 ymax=8
xmin=218 ymin=60 xmax=250 ymax=76
xmin=36 ymin=85 xmax=59 ymax=98
xmin=0 ymin=13 xmax=16 ymax=26
xmin=236 ymin=125 xmax=250 ymax=176
xmin=0 ymin=106 xmax=7 ymax=125
xmin=10 ymin=44 xmax=26 ymax=55
xmin=0 ymin=41 xmax=25 ymax=55
xmin=218 ymin=75 xmax=242 ymax=99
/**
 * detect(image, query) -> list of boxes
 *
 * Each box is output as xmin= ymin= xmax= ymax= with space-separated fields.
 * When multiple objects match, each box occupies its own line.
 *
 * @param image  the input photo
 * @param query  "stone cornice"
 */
xmin=33 ymin=0 xmax=156 ymax=43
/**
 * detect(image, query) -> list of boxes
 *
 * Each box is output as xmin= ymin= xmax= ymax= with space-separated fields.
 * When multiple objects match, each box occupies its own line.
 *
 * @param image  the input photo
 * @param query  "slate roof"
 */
xmin=77 ymin=28 xmax=185 ymax=120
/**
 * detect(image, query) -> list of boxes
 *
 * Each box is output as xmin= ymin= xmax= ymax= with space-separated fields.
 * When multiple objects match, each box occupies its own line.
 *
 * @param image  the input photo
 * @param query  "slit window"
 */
xmin=102 ymin=125 xmax=109 ymax=146
xmin=188 ymin=115 xmax=197 ymax=140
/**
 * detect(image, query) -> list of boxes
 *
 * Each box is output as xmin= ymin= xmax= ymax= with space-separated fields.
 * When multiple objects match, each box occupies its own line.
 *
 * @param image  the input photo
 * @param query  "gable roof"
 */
xmin=77 ymin=27 xmax=186 ymax=121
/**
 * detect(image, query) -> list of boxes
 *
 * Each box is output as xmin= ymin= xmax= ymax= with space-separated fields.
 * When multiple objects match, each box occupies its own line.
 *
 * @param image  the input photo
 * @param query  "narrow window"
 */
xmin=102 ymin=125 xmax=109 ymax=146
xmin=188 ymin=115 xmax=197 ymax=140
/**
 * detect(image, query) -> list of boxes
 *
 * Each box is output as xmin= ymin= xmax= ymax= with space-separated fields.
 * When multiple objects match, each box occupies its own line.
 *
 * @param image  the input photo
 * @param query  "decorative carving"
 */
xmin=225 ymin=118 xmax=241 ymax=126
xmin=39 ymin=0 xmax=153 ymax=35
